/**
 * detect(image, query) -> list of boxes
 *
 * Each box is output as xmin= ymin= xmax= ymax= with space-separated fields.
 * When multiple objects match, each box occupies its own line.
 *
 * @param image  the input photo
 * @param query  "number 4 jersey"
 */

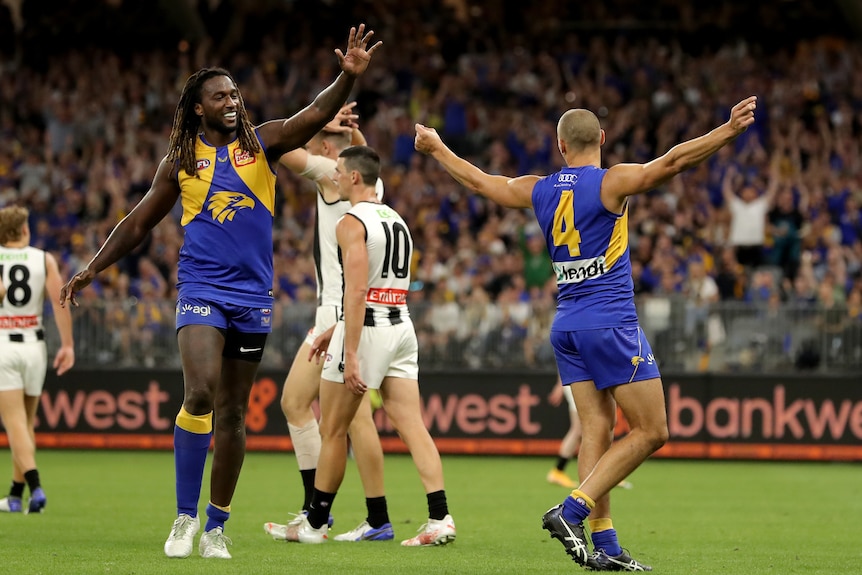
xmin=0 ymin=245 xmax=46 ymax=335
xmin=341 ymin=201 xmax=413 ymax=326
xmin=531 ymin=166 xmax=638 ymax=331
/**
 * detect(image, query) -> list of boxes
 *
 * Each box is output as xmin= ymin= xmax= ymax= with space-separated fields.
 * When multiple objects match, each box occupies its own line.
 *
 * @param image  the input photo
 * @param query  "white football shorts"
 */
xmin=303 ymin=305 xmax=341 ymax=346
xmin=0 ymin=341 xmax=48 ymax=396
xmin=321 ymin=320 xmax=419 ymax=388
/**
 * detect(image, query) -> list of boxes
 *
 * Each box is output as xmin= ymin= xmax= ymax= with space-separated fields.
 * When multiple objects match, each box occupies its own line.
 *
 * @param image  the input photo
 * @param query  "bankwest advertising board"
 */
xmin=2 ymin=370 xmax=860 ymax=461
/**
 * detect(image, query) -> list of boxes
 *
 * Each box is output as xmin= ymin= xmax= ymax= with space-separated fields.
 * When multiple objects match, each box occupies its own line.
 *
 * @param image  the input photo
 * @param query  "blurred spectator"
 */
xmin=722 ymin=165 xmax=777 ymax=269
xmin=715 ymin=247 xmax=747 ymax=301
xmin=682 ymin=260 xmax=721 ymax=351
xmin=521 ymin=231 xmax=552 ymax=290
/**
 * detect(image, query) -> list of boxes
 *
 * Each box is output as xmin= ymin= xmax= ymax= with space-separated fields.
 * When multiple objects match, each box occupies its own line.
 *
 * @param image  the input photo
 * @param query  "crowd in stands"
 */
xmin=1 ymin=0 xmax=860 ymax=371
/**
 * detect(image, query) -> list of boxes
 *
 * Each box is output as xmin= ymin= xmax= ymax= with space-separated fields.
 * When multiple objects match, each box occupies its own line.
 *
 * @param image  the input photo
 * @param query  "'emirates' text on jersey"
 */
xmin=0 ymin=246 xmax=46 ymax=334
xmin=176 ymin=131 xmax=276 ymax=307
xmin=531 ymin=166 xmax=637 ymax=331
xmin=342 ymin=202 xmax=413 ymax=326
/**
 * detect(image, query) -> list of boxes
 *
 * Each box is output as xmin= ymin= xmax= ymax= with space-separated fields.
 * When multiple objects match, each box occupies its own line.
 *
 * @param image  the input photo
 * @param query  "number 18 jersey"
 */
xmin=0 ymin=246 xmax=46 ymax=336
xmin=531 ymin=166 xmax=637 ymax=331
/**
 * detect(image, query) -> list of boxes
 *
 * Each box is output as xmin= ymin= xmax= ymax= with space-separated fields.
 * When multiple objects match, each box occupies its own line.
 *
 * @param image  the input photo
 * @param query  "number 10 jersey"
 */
xmin=341 ymin=201 xmax=413 ymax=327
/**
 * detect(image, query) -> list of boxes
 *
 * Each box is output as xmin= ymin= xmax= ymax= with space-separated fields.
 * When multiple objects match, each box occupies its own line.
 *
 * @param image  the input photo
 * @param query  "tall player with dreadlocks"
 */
xmin=59 ymin=24 xmax=381 ymax=560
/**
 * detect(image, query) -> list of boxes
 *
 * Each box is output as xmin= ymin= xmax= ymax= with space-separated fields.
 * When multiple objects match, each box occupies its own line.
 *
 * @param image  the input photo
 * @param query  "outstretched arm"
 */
xmin=261 ymin=25 xmax=382 ymax=159
xmin=414 ymin=123 xmax=538 ymax=209
xmin=60 ymin=157 xmax=179 ymax=307
xmin=602 ymin=96 xmax=757 ymax=211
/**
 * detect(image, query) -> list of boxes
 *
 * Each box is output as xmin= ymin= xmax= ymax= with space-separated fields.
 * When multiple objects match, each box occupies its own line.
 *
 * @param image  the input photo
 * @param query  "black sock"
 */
xmin=23 ymin=469 xmax=40 ymax=493
xmin=366 ymin=496 xmax=390 ymax=528
xmin=308 ymin=488 xmax=336 ymax=529
xmin=9 ymin=481 xmax=25 ymax=499
xmin=427 ymin=490 xmax=448 ymax=520
xmin=556 ymin=456 xmax=569 ymax=472
xmin=300 ymin=469 xmax=316 ymax=510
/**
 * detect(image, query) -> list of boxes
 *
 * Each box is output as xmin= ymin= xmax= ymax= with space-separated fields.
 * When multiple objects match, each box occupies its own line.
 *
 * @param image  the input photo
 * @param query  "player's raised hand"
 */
xmin=335 ymin=24 xmax=382 ymax=77
xmin=324 ymin=101 xmax=359 ymax=134
xmin=728 ymin=96 xmax=757 ymax=135
xmin=414 ymin=123 xmax=443 ymax=155
xmin=59 ymin=268 xmax=95 ymax=308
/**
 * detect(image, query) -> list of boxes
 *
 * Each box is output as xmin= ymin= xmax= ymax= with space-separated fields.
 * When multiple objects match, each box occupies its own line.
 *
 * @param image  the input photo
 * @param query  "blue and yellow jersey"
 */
xmin=531 ymin=166 xmax=638 ymax=331
xmin=176 ymin=131 xmax=276 ymax=307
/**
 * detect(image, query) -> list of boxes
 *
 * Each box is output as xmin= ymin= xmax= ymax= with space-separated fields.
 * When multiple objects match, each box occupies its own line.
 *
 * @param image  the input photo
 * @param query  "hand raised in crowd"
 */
xmin=335 ymin=24 xmax=382 ymax=77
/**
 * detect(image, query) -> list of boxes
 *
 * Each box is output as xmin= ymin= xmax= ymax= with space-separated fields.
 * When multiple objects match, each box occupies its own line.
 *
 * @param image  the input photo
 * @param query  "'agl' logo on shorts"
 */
xmin=178 ymin=303 xmax=211 ymax=317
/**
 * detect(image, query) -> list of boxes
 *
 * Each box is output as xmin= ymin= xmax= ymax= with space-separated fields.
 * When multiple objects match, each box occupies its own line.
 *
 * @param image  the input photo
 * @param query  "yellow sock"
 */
xmin=571 ymin=489 xmax=595 ymax=509
xmin=589 ymin=518 xmax=614 ymax=533
xmin=175 ymin=407 xmax=213 ymax=434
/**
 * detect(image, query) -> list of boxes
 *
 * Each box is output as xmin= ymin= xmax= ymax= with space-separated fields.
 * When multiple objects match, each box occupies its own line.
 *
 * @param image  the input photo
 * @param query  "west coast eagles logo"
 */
xmin=207 ymin=191 xmax=255 ymax=223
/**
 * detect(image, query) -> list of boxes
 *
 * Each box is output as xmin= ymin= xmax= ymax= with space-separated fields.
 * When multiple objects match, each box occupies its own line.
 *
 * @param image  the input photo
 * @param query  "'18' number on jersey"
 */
xmin=0 ymin=264 xmax=32 ymax=307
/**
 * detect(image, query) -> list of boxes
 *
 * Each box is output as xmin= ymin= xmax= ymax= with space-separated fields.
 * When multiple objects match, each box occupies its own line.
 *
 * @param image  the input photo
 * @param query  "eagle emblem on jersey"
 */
xmin=207 ymin=191 xmax=255 ymax=223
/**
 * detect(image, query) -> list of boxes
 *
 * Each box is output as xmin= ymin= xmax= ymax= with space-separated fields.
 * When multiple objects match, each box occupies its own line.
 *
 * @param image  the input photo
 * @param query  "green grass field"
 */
xmin=0 ymin=450 xmax=858 ymax=574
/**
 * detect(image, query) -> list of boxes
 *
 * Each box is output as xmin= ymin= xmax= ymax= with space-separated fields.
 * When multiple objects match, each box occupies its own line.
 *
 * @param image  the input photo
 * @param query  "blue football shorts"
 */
xmin=551 ymin=326 xmax=660 ymax=390
xmin=175 ymin=295 xmax=273 ymax=334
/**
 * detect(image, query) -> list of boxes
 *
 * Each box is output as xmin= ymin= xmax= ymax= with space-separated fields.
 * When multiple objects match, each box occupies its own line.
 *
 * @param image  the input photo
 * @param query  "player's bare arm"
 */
xmin=59 ymin=157 xmax=180 ymax=307
xmin=601 ymin=95 xmax=757 ymax=212
xmin=278 ymin=102 xmax=365 ymax=173
xmin=0 ymin=278 xmax=5 ymax=301
xmin=337 ymin=214 xmax=370 ymax=395
xmin=414 ymin=123 xmax=538 ymax=208
xmin=260 ymin=25 xmax=382 ymax=159
xmin=44 ymin=252 xmax=75 ymax=375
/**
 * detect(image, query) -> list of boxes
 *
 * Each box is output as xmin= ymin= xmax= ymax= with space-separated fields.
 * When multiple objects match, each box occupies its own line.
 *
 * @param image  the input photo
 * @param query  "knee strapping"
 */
xmin=288 ymin=419 xmax=321 ymax=470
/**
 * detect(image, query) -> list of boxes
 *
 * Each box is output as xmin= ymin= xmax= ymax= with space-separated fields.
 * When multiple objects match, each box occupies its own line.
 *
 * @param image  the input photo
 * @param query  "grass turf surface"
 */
xmin=0 ymin=450 xmax=858 ymax=574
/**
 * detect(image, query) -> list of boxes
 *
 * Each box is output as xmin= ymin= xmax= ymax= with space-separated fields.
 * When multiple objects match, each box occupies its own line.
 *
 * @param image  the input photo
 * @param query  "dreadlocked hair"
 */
xmin=166 ymin=67 xmax=261 ymax=176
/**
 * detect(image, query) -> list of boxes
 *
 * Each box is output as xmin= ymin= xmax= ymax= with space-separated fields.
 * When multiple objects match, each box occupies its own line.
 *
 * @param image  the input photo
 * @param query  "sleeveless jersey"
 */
xmin=531 ymin=166 xmax=637 ymax=331
xmin=343 ymin=201 xmax=412 ymax=326
xmin=306 ymin=155 xmax=385 ymax=307
xmin=0 ymin=245 xmax=46 ymax=335
xmin=309 ymin=156 xmax=351 ymax=308
xmin=176 ymin=131 xmax=276 ymax=307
